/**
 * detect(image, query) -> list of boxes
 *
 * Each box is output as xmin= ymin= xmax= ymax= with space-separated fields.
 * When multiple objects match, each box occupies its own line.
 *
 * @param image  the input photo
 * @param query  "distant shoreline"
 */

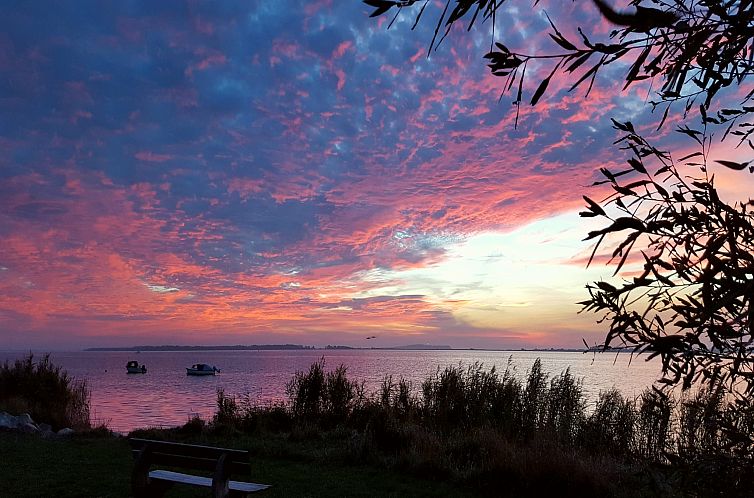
xmin=82 ymin=344 xmax=616 ymax=353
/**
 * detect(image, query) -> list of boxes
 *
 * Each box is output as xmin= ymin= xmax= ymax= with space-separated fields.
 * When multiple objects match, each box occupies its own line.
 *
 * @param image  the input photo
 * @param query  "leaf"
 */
xmin=565 ymin=52 xmax=591 ymax=73
xmin=678 ymin=152 xmax=703 ymax=162
xmin=584 ymin=217 xmax=645 ymax=243
xmin=716 ymin=160 xmax=750 ymax=171
xmin=656 ymin=104 xmax=670 ymax=131
xmin=494 ymin=42 xmax=509 ymax=53
xmin=585 ymin=233 xmax=605 ymax=267
xmin=623 ymin=45 xmax=651 ymax=90
xmin=628 ymin=158 xmax=647 ymax=174
xmin=596 ymin=281 xmax=617 ymax=292
xmin=543 ymin=11 xmax=576 ymax=50
xmin=364 ymin=0 xmax=396 ymax=18
xmin=549 ymin=33 xmax=576 ymax=51
xmin=611 ymin=119 xmax=635 ymax=133
xmin=530 ymin=62 xmax=560 ymax=106
xmin=569 ymin=61 xmax=600 ymax=93
xmin=677 ymin=125 xmax=703 ymax=145
xmin=583 ymin=195 xmax=605 ymax=216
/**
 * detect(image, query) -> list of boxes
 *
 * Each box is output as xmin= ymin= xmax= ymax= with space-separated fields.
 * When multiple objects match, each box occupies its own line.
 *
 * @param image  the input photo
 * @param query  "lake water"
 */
xmin=0 ymin=350 xmax=662 ymax=433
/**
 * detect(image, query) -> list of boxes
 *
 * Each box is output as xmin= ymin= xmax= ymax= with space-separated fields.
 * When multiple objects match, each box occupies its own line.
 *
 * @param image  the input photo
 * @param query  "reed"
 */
xmin=207 ymin=358 xmax=754 ymax=496
xmin=0 ymin=353 xmax=90 ymax=430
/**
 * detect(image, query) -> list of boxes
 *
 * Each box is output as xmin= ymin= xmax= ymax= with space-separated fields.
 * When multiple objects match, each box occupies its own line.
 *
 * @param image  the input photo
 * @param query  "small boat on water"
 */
xmin=126 ymin=360 xmax=147 ymax=374
xmin=186 ymin=363 xmax=219 ymax=376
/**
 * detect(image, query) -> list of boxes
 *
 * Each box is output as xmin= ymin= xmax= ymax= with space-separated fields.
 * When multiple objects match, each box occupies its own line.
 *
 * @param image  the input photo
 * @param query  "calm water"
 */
xmin=1 ymin=350 xmax=662 ymax=433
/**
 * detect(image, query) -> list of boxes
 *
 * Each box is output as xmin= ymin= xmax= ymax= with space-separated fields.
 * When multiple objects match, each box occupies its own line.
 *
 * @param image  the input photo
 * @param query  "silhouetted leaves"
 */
xmin=364 ymin=0 xmax=399 ymax=18
xmin=716 ymin=160 xmax=750 ymax=171
xmin=530 ymin=62 xmax=559 ymax=105
xmin=366 ymin=0 xmax=754 ymax=448
xmin=366 ymin=0 xmax=754 ymax=136
xmin=581 ymin=122 xmax=754 ymax=403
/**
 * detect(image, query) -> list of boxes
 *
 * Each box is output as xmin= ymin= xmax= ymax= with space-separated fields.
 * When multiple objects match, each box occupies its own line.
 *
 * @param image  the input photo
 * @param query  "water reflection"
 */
xmin=0 ymin=350 xmax=662 ymax=433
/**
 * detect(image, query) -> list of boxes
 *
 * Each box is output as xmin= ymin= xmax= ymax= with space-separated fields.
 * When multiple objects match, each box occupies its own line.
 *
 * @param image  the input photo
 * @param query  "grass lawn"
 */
xmin=0 ymin=431 xmax=477 ymax=497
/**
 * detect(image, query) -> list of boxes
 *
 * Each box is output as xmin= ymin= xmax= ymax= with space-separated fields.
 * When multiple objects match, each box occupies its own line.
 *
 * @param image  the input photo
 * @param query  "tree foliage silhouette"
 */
xmin=365 ymin=0 xmax=754 ymax=418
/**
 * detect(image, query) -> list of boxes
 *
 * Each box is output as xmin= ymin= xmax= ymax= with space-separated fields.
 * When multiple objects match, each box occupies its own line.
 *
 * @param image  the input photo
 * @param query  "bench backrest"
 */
xmin=129 ymin=438 xmax=251 ymax=475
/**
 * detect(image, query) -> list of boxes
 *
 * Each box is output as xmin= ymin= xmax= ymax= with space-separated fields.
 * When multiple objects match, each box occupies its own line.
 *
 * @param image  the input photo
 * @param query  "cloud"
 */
xmin=3 ymin=0 xmax=752 ymax=349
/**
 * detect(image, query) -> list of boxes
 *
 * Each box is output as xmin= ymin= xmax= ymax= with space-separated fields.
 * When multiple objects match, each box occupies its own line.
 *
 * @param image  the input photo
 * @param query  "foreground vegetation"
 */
xmin=0 ymin=431 xmax=473 ymax=497
xmin=0 ymin=354 xmax=90 ymax=430
xmin=200 ymin=358 xmax=754 ymax=496
xmin=2 ymin=354 xmax=754 ymax=496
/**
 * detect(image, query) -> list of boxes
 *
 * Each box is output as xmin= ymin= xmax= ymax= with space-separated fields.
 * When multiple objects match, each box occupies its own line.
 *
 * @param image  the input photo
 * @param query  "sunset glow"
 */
xmin=2 ymin=1 xmax=753 ymax=350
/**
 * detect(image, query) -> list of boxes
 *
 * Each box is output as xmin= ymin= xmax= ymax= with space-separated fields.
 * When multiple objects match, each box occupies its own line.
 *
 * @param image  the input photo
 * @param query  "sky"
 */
xmin=1 ymin=1 xmax=752 ymax=350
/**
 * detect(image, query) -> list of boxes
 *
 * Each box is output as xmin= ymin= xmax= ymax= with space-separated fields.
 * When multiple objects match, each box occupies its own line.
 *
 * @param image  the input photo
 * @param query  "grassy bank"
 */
xmin=0 ymin=431 xmax=476 ymax=497
xmin=2 ymin=355 xmax=753 ymax=496
xmin=201 ymin=358 xmax=754 ymax=497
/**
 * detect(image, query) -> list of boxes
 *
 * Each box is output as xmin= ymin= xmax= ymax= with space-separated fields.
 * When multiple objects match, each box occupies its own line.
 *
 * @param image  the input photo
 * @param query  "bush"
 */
xmin=212 ymin=389 xmax=292 ymax=434
xmin=0 ymin=353 xmax=90 ymax=430
xmin=285 ymin=358 xmax=361 ymax=425
xmin=636 ymin=389 xmax=674 ymax=461
xmin=202 ymin=357 xmax=754 ymax=496
xmin=583 ymin=389 xmax=637 ymax=457
xmin=285 ymin=357 xmax=326 ymax=419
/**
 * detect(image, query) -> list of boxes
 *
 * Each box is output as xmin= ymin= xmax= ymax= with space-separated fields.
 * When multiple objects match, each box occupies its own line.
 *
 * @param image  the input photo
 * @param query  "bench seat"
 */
xmin=149 ymin=470 xmax=271 ymax=493
xmin=130 ymin=438 xmax=270 ymax=497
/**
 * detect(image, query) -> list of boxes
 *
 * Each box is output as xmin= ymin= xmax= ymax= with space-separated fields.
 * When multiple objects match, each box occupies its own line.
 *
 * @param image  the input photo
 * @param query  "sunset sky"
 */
xmin=2 ymin=1 xmax=752 ymax=350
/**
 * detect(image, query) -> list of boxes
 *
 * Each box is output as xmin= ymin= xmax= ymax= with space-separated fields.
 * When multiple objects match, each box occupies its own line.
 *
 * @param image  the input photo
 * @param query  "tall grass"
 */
xmin=0 ymin=353 xmax=91 ymax=430
xmin=209 ymin=358 xmax=754 ymax=496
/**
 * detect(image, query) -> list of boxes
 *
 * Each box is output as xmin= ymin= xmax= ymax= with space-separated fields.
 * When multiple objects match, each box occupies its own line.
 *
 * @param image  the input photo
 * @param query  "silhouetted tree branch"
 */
xmin=365 ymin=1 xmax=754 ymax=424
xmin=367 ymin=0 xmax=754 ymax=132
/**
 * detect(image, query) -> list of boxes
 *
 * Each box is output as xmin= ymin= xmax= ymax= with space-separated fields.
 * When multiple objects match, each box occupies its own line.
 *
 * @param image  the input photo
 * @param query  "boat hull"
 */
xmin=186 ymin=369 xmax=216 ymax=376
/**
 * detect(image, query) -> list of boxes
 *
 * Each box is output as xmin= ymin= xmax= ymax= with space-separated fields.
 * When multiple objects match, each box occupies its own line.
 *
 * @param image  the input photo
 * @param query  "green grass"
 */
xmin=0 ymin=432 xmax=129 ymax=497
xmin=0 ymin=432 xmax=477 ymax=498
xmin=4 ymin=356 xmax=753 ymax=497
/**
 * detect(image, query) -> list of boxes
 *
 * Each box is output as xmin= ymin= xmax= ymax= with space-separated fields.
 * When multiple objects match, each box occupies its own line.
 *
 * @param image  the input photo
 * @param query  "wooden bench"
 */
xmin=129 ymin=438 xmax=270 ymax=497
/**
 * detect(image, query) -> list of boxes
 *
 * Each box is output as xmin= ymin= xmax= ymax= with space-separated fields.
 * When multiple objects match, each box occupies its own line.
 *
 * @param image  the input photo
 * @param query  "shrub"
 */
xmin=214 ymin=388 xmax=240 ymax=429
xmin=636 ymin=389 xmax=674 ymax=461
xmin=583 ymin=388 xmax=637 ymax=457
xmin=542 ymin=368 xmax=585 ymax=445
xmin=0 ymin=353 xmax=90 ymax=430
xmin=285 ymin=358 xmax=361 ymax=425
xmin=521 ymin=359 xmax=548 ymax=437
xmin=323 ymin=364 xmax=358 ymax=420
xmin=285 ymin=357 xmax=326 ymax=419
xmin=204 ymin=357 xmax=754 ymax=496
xmin=677 ymin=382 xmax=726 ymax=459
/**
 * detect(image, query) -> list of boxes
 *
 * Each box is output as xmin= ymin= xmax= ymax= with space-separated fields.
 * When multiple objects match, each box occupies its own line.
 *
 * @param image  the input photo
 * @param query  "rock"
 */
xmin=38 ymin=423 xmax=55 ymax=438
xmin=57 ymin=427 xmax=75 ymax=437
xmin=0 ymin=412 xmax=18 ymax=429
xmin=18 ymin=423 xmax=40 ymax=434
xmin=17 ymin=413 xmax=34 ymax=426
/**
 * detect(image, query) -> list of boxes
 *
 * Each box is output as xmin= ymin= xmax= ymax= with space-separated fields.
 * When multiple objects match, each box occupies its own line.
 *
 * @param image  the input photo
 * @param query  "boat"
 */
xmin=126 ymin=360 xmax=147 ymax=374
xmin=186 ymin=363 xmax=219 ymax=376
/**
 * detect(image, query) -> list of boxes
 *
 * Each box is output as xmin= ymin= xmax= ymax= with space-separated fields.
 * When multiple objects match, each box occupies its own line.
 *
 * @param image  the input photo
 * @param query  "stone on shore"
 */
xmin=16 ymin=413 xmax=34 ymax=426
xmin=0 ymin=411 xmax=20 ymax=429
xmin=18 ymin=423 xmax=40 ymax=434
xmin=57 ymin=427 xmax=75 ymax=437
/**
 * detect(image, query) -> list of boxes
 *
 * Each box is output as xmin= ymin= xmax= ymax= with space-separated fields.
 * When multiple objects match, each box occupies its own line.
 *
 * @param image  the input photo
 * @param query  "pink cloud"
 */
xmin=135 ymin=151 xmax=174 ymax=162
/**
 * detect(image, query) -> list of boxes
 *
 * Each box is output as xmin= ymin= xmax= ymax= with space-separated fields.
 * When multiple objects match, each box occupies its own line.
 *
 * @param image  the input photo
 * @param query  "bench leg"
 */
xmin=132 ymin=447 xmax=151 ymax=497
xmin=131 ymin=446 xmax=173 ymax=498
xmin=212 ymin=453 xmax=231 ymax=498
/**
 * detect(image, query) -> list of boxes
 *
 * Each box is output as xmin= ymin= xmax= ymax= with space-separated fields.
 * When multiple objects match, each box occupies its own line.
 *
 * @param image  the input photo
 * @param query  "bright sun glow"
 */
xmin=349 ymin=211 xmax=611 ymax=335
